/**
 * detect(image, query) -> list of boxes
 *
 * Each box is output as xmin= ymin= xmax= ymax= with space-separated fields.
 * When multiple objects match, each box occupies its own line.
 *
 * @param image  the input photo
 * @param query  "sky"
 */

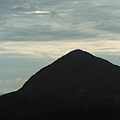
xmin=0 ymin=0 xmax=120 ymax=94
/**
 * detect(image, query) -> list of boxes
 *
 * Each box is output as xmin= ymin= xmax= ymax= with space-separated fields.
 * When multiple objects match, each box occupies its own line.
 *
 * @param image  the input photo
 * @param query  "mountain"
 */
xmin=18 ymin=49 xmax=120 ymax=100
xmin=0 ymin=49 xmax=120 ymax=120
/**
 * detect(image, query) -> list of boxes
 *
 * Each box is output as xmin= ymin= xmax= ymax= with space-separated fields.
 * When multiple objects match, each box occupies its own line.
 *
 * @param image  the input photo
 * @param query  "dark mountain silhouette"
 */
xmin=0 ymin=49 xmax=120 ymax=120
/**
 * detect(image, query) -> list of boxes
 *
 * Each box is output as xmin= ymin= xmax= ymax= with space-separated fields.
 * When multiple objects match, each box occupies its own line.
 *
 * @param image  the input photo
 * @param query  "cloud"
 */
xmin=94 ymin=21 xmax=120 ymax=34
xmin=0 ymin=40 xmax=120 ymax=59
xmin=0 ymin=0 xmax=120 ymax=41
xmin=12 ymin=5 xmax=53 ymax=16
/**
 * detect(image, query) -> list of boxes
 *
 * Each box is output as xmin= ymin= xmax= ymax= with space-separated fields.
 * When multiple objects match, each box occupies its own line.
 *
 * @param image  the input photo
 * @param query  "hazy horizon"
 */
xmin=0 ymin=0 xmax=120 ymax=94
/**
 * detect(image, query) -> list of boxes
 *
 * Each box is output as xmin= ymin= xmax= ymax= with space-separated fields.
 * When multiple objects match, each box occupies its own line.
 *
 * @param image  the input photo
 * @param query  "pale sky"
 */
xmin=0 ymin=0 xmax=120 ymax=94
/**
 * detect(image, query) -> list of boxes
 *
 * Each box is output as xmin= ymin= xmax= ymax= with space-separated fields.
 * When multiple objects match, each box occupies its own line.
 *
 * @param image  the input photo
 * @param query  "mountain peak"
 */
xmin=65 ymin=49 xmax=91 ymax=57
xmin=69 ymin=49 xmax=86 ymax=53
xmin=69 ymin=49 xmax=84 ymax=53
xmin=18 ymin=49 xmax=120 ymax=100
xmin=53 ymin=49 xmax=94 ymax=65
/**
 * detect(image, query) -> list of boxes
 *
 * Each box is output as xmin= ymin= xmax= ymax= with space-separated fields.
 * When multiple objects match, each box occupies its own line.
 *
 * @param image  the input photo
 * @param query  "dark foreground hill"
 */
xmin=0 ymin=49 xmax=120 ymax=120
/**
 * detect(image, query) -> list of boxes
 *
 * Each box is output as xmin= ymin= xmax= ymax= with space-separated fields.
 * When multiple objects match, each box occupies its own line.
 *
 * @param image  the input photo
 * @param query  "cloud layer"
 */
xmin=0 ymin=40 xmax=120 ymax=59
xmin=0 ymin=0 xmax=120 ymax=41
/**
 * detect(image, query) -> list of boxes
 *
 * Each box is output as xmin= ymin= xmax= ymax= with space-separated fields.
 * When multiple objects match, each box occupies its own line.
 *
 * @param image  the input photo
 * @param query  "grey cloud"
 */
xmin=0 ymin=0 xmax=120 ymax=41
xmin=0 ymin=23 xmax=98 ymax=41
xmin=12 ymin=6 xmax=36 ymax=13
xmin=94 ymin=22 xmax=120 ymax=34
xmin=11 ymin=1 xmax=62 ymax=18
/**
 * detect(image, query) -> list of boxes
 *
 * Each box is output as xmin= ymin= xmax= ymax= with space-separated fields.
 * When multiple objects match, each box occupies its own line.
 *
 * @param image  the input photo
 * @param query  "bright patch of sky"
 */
xmin=0 ymin=0 xmax=120 ymax=94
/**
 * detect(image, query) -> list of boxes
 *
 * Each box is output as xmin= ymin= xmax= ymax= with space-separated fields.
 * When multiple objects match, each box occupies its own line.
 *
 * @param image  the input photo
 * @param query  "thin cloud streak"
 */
xmin=0 ymin=40 xmax=120 ymax=59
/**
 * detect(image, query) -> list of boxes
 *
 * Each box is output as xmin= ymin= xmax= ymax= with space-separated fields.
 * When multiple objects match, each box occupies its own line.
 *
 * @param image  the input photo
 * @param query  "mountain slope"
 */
xmin=18 ymin=49 xmax=120 ymax=100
